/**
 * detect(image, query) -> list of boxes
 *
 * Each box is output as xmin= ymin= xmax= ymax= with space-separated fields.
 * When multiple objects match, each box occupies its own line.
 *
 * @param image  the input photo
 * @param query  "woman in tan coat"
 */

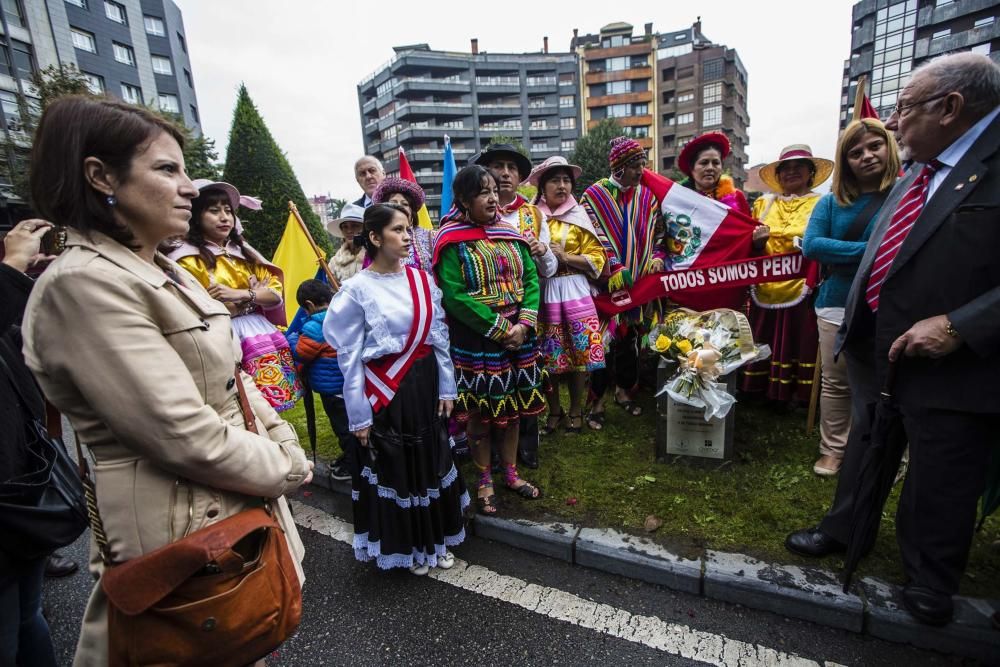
xmin=22 ymin=97 xmax=313 ymax=665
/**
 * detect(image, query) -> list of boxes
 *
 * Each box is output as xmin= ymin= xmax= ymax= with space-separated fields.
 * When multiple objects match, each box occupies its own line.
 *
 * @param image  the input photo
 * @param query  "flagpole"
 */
xmin=288 ymin=200 xmax=340 ymax=291
xmin=852 ymin=75 xmax=868 ymax=122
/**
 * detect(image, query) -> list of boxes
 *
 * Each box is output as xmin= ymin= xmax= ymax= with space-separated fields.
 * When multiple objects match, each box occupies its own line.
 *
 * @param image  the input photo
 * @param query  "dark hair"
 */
xmin=451 ymin=165 xmax=496 ymax=214
xmin=186 ymin=188 xmax=257 ymax=270
xmin=29 ymin=95 xmax=186 ymax=249
xmin=362 ymin=203 xmax=408 ymax=259
xmin=776 ymin=158 xmax=817 ymax=184
xmin=533 ymin=166 xmax=576 ymax=205
xmin=296 ymin=279 xmax=333 ymax=309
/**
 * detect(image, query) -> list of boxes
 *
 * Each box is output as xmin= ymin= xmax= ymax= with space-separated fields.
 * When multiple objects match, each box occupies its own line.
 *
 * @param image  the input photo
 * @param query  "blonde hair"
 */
xmin=832 ymin=118 xmax=901 ymax=206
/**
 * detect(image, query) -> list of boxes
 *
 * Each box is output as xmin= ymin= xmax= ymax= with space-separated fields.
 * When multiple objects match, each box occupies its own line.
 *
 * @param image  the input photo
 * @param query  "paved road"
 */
xmin=42 ymin=485 xmax=975 ymax=666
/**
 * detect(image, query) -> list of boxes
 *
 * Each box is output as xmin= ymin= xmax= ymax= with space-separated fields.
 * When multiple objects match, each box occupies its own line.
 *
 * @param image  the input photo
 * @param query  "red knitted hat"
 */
xmin=608 ymin=136 xmax=645 ymax=171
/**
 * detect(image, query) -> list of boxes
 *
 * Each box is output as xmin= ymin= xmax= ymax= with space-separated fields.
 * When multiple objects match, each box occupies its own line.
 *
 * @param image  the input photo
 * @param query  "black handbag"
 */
xmin=0 ymin=353 xmax=88 ymax=562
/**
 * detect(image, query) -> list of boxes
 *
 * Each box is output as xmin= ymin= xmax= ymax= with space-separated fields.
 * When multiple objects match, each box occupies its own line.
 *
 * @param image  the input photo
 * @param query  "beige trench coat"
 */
xmin=22 ymin=230 xmax=310 ymax=666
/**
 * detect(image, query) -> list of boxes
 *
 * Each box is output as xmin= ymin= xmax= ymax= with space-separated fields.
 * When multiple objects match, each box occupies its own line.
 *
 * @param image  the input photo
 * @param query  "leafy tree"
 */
xmin=569 ymin=118 xmax=622 ymax=195
xmin=222 ymin=84 xmax=331 ymax=257
xmin=487 ymin=134 xmax=529 ymax=157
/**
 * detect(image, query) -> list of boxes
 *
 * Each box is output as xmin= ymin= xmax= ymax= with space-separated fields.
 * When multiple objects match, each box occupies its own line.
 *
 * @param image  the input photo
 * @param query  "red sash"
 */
xmin=363 ymin=267 xmax=434 ymax=412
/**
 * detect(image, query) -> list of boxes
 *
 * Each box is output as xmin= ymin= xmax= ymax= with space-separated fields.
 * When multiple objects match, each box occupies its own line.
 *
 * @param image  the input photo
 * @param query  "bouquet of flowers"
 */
xmin=648 ymin=308 xmax=770 ymax=421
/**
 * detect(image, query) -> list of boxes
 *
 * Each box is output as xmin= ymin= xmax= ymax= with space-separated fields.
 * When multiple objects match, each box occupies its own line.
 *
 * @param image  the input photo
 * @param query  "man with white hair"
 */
xmin=353 ymin=155 xmax=385 ymax=208
xmin=796 ymin=52 xmax=1000 ymax=627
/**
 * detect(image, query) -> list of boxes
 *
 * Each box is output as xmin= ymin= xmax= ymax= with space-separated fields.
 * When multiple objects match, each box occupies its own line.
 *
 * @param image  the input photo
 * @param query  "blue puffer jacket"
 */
xmin=287 ymin=311 xmax=343 ymax=396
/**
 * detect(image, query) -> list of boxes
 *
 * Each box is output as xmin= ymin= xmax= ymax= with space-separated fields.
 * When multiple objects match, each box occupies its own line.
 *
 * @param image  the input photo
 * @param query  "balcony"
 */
xmin=586 ymin=91 xmax=653 ymax=108
xmin=412 ymin=171 xmax=444 ymax=185
xmin=395 ymin=77 xmax=470 ymax=96
xmin=398 ymin=126 xmax=475 ymax=142
xmin=525 ymin=76 xmax=557 ymax=93
xmin=527 ymin=103 xmax=558 ymax=115
xmin=478 ymin=103 xmax=523 ymax=116
xmin=406 ymin=147 xmax=476 ymax=161
xmin=585 ymin=66 xmax=653 ymax=85
xmin=394 ymin=101 xmax=472 ymax=118
xmin=362 ymin=98 xmax=377 ymax=114
xmin=475 ymin=75 xmax=521 ymax=86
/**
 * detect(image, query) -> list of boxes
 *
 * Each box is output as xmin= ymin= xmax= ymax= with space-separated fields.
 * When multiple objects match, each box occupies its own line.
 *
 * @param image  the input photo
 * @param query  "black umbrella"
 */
xmin=841 ymin=360 xmax=909 ymax=593
xmin=300 ymin=374 xmax=318 ymax=464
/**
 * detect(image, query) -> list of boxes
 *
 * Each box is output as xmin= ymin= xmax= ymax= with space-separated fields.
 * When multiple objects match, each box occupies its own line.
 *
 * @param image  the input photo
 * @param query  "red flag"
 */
xmin=397 ymin=147 xmax=434 ymax=229
xmin=641 ymin=169 xmax=756 ymax=310
xmin=859 ymin=94 xmax=879 ymax=120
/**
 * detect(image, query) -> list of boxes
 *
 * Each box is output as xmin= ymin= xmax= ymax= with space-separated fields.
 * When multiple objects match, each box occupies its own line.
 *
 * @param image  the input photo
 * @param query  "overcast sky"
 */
xmin=177 ymin=0 xmax=858 ymax=200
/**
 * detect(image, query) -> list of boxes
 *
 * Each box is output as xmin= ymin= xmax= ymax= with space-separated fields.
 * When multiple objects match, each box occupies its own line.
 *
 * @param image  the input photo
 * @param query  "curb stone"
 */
xmin=310 ymin=461 xmax=999 ymax=660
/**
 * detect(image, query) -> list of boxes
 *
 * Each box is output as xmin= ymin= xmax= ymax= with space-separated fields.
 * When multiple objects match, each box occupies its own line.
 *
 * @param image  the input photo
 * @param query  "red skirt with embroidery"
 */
xmin=739 ymin=300 xmax=819 ymax=404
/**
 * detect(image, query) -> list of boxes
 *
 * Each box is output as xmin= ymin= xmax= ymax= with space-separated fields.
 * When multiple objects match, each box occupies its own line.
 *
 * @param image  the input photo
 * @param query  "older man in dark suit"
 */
xmin=787 ymin=52 xmax=1000 ymax=626
xmin=352 ymin=155 xmax=385 ymax=208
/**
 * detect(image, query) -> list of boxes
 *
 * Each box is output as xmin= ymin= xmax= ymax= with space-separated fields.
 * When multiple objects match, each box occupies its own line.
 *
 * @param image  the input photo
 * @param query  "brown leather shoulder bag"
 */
xmin=76 ymin=366 xmax=302 ymax=666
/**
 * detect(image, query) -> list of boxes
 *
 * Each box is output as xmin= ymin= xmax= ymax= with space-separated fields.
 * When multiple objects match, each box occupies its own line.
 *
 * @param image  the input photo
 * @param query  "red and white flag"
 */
xmin=641 ymin=169 xmax=756 ymax=310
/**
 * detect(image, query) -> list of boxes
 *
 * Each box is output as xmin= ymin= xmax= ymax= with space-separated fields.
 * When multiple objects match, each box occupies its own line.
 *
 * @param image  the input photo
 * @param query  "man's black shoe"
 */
xmin=902 ymin=585 xmax=954 ymax=626
xmin=44 ymin=551 xmax=79 ymax=578
xmin=518 ymin=449 xmax=539 ymax=469
xmin=328 ymin=457 xmax=351 ymax=482
xmin=784 ymin=527 xmax=845 ymax=557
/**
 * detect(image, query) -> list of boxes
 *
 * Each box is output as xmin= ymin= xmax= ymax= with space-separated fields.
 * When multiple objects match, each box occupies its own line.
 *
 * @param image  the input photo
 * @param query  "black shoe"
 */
xmin=518 ymin=449 xmax=539 ymax=470
xmin=44 ymin=551 xmax=79 ymax=578
xmin=328 ymin=456 xmax=351 ymax=482
xmin=902 ymin=585 xmax=954 ymax=626
xmin=784 ymin=527 xmax=845 ymax=558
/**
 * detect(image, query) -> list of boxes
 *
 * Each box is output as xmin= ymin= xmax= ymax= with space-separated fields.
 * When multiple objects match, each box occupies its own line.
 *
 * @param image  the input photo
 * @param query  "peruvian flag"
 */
xmin=641 ymin=169 xmax=756 ymax=310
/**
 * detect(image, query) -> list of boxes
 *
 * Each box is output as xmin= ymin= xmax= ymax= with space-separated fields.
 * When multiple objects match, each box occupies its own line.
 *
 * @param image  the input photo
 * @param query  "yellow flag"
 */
xmin=272 ymin=212 xmax=325 ymax=325
xmin=416 ymin=204 xmax=433 ymax=230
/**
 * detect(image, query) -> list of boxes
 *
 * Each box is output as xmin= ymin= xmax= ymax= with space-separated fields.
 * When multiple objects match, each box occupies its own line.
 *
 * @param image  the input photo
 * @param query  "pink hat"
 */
xmin=608 ymin=136 xmax=645 ymax=171
xmin=522 ymin=155 xmax=583 ymax=187
xmin=372 ymin=176 xmax=426 ymax=208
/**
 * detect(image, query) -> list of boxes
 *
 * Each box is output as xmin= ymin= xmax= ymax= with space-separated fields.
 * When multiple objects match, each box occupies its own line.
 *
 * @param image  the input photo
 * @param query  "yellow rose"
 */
xmin=653 ymin=334 xmax=672 ymax=353
xmin=676 ymin=339 xmax=693 ymax=354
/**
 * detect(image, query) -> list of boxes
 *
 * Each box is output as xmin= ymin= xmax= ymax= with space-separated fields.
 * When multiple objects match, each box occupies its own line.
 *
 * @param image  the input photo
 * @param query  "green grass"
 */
xmin=282 ymin=392 xmax=1000 ymax=598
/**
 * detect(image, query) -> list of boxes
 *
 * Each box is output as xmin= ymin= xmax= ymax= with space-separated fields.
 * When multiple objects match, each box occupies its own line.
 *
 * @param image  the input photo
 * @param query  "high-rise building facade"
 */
xmin=840 ymin=0 xmax=1000 ymax=125
xmin=0 ymin=0 xmax=199 ymax=223
xmin=356 ymin=42 xmax=581 ymax=219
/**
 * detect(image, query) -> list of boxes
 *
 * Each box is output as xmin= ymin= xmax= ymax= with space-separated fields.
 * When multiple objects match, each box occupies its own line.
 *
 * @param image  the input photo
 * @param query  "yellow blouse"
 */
xmin=752 ymin=193 xmax=820 ymax=305
xmin=548 ymin=219 xmax=607 ymax=279
xmin=177 ymin=254 xmax=283 ymax=297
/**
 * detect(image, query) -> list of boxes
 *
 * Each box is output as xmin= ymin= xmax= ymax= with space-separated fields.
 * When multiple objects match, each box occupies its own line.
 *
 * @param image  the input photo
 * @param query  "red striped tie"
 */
xmin=865 ymin=161 xmax=939 ymax=312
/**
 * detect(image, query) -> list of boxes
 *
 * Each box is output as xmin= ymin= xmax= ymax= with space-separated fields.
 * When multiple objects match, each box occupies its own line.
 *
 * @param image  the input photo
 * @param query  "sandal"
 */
xmin=565 ymin=413 xmax=583 ymax=434
xmin=502 ymin=464 xmax=542 ymax=500
xmin=586 ymin=411 xmax=606 ymax=431
xmin=615 ymin=397 xmax=643 ymax=417
xmin=540 ymin=409 xmax=566 ymax=436
xmin=476 ymin=484 xmax=498 ymax=515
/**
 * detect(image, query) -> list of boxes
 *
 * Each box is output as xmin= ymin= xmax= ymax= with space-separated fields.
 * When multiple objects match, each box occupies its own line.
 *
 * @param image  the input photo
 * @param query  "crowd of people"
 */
xmin=1 ymin=50 xmax=997 ymax=663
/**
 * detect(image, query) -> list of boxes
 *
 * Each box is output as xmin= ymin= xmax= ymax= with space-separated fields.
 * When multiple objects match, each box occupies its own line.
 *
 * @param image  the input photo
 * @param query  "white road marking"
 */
xmin=291 ymin=501 xmax=833 ymax=667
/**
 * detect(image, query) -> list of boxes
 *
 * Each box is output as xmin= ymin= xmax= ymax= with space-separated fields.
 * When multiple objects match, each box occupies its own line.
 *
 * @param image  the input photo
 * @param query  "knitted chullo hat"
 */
xmin=373 ymin=176 xmax=426 ymax=209
xmin=608 ymin=136 xmax=645 ymax=171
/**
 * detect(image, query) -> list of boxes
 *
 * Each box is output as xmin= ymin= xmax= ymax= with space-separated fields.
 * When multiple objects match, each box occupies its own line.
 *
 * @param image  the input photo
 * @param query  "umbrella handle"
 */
xmin=880 ymin=359 xmax=898 ymax=398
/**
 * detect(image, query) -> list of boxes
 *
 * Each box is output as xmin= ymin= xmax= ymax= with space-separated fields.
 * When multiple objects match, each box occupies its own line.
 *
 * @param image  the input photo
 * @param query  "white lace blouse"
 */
xmin=323 ymin=268 xmax=457 ymax=431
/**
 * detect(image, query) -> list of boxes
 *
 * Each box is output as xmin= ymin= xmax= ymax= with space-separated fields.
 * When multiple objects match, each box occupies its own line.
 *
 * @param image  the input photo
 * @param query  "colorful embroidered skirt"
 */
xmin=538 ymin=273 xmax=605 ymax=374
xmin=449 ymin=310 xmax=547 ymax=427
xmin=739 ymin=300 xmax=818 ymax=404
xmin=349 ymin=353 xmax=469 ymax=569
xmin=232 ymin=313 xmax=301 ymax=412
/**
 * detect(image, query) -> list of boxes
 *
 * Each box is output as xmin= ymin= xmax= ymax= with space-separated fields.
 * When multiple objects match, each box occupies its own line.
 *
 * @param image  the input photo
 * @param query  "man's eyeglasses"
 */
xmin=892 ymin=92 xmax=951 ymax=117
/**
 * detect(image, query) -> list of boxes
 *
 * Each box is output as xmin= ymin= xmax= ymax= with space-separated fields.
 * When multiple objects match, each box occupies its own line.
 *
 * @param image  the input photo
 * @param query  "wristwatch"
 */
xmin=944 ymin=318 xmax=959 ymax=338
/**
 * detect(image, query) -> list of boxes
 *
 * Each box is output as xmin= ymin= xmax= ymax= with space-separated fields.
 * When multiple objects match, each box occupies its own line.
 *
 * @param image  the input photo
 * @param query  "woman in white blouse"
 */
xmin=323 ymin=203 xmax=468 ymax=575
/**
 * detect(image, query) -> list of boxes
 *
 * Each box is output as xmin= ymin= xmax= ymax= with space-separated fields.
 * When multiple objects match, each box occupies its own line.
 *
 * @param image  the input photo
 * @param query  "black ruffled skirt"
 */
xmin=348 ymin=353 xmax=469 ymax=569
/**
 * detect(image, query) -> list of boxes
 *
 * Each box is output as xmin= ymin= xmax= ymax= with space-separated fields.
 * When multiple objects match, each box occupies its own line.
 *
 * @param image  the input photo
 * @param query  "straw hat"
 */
xmin=758 ymin=144 xmax=833 ymax=193
xmin=522 ymin=155 xmax=583 ymax=187
xmin=326 ymin=203 xmax=365 ymax=238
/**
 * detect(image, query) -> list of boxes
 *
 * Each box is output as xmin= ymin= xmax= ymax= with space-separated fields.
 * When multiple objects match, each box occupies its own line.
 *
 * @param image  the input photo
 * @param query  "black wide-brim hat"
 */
xmin=471 ymin=143 xmax=533 ymax=181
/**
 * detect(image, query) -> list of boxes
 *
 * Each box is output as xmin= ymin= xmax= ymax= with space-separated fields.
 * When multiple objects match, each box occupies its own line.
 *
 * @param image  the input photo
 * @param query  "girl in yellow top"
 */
xmin=169 ymin=180 xmax=301 ymax=411
xmin=526 ymin=157 xmax=607 ymax=435
xmin=740 ymin=145 xmax=831 ymax=404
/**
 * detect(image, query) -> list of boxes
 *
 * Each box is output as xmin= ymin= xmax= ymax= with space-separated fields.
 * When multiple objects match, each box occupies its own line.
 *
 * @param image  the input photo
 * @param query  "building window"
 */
xmin=3 ymin=0 xmax=25 ymax=28
xmin=64 ymin=0 xmax=87 ymax=6
xmin=607 ymin=80 xmax=632 ymax=94
xmin=113 ymin=42 xmax=135 ymax=66
xmin=120 ymin=83 xmax=142 ymax=105
xmin=677 ymin=112 xmax=694 ymax=125
xmin=561 ymin=139 xmax=576 ymax=152
xmin=974 ymin=17 xmax=994 ymax=29
xmin=702 ymin=58 xmax=724 ymax=81
xmin=189 ymin=104 xmax=198 ymax=122
xmin=623 ymin=126 xmax=650 ymax=139
xmin=531 ymin=142 xmax=548 ymax=151
xmin=657 ymin=44 xmax=693 ymax=59
xmin=677 ymin=92 xmax=694 ymax=103
xmin=442 ymin=119 xmax=464 ymax=129
xmin=144 ymin=15 xmax=166 ymax=36
xmin=158 ymin=93 xmax=179 ymax=113
xmin=559 ymin=95 xmax=573 ymax=107
xmin=971 ymin=42 xmax=991 ymax=55
xmin=71 ymin=28 xmax=97 ymax=53
xmin=151 ymin=55 xmax=172 ymax=75
xmin=183 ymin=68 xmax=193 ymax=87
xmin=559 ymin=117 xmax=575 ymax=129
xmin=176 ymin=32 xmax=186 ymax=53
xmin=9 ymin=39 xmax=34 ymax=80
xmin=703 ymin=82 xmax=722 ymax=104
xmin=703 ymin=105 xmax=722 ymax=127
xmin=376 ymin=79 xmax=392 ymax=96
xmin=0 ymin=90 xmax=22 ymax=131
xmin=559 ymin=72 xmax=574 ymax=84
xmin=529 ymin=119 xmax=546 ymax=130
xmin=104 ymin=1 xmax=127 ymax=24
xmin=82 ymin=72 xmax=104 ymax=94
xmin=931 ymin=29 xmax=949 ymax=40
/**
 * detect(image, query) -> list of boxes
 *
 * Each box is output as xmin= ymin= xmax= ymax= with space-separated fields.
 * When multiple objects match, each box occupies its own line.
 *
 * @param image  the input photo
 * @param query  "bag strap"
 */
xmin=843 ymin=192 xmax=888 ymax=242
xmin=233 ymin=364 xmax=259 ymax=435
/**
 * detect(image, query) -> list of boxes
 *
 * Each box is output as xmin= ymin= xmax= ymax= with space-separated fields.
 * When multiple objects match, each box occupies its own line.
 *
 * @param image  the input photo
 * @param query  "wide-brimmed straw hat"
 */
xmin=522 ymin=155 xmax=583 ymax=187
xmin=193 ymin=179 xmax=241 ymax=212
xmin=677 ymin=132 xmax=731 ymax=177
xmin=326 ymin=203 xmax=365 ymax=238
xmin=758 ymin=144 xmax=833 ymax=193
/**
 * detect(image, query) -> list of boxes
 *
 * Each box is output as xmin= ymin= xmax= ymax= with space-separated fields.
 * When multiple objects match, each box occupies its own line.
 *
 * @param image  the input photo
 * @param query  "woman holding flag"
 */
xmin=324 ymin=203 xmax=467 ymax=575
xmin=170 ymin=180 xmax=301 ymax=411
